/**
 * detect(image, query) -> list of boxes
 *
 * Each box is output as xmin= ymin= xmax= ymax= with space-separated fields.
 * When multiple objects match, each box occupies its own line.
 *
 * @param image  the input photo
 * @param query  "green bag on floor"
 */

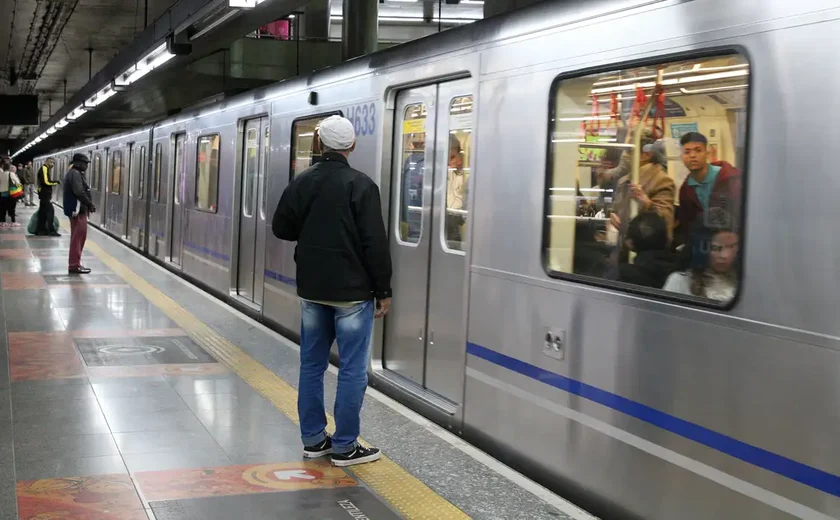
xmin=27 ymin=210 xmax=60 ymax=235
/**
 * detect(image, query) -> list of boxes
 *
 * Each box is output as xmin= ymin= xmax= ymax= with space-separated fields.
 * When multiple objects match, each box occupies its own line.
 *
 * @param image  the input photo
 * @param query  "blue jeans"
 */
xmin=299 ymin=300 xmax=374 ymax=454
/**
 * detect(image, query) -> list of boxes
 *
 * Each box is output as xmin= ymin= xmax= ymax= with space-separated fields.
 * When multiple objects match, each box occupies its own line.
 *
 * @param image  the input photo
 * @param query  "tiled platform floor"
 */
xmin=0 ymin=206 xmax=582 ymax=520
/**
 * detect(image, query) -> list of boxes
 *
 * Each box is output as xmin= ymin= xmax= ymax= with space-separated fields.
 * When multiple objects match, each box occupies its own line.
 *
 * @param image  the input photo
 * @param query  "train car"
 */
xmin=35 ymin=1 xmax=840 ymax=519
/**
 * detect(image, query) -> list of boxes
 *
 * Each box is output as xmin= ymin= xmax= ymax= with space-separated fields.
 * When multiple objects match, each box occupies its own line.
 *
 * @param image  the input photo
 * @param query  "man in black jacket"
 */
xmin=272 ymin=115 xmax=392 ymax=467
xmin=64 ymin=154 xmax=96 ymax=274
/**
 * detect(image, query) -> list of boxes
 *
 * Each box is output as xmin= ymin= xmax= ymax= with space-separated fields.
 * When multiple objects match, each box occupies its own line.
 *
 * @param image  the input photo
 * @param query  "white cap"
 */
xmin=318 ymin=115 xmax=356 ymax=151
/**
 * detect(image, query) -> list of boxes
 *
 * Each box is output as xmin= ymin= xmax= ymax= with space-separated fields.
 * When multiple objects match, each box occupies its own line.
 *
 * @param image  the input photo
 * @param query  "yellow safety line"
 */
xmin=85 ymin=239 xmax=470 ymax=520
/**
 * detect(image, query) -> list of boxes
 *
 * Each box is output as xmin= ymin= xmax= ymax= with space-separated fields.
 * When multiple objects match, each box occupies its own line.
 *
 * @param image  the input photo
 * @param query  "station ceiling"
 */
xmin=1 ymin=0 xmax=490 ymax=157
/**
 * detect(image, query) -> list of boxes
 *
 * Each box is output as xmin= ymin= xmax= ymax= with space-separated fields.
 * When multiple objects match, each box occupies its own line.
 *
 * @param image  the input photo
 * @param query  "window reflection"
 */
xmin=544 ymin=55 xmax=748 ymax=305
xmin=444 ymin=95 xmax=472 ymax=252
xmin=399 ymin=103 xmax=427 ymax=244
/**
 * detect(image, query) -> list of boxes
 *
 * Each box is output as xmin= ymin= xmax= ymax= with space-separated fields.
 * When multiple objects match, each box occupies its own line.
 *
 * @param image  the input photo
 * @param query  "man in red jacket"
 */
xmin=675 ymin=132 xmax=742 ymax=267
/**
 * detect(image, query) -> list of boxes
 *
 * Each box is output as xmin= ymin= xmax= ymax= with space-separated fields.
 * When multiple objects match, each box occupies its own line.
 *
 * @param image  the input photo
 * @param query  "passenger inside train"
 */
xmin=545 ymin=54 xmax=747 ymax=304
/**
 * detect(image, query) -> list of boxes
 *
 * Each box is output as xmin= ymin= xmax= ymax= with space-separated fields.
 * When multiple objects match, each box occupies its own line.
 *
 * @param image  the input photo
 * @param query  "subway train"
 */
xmin=34 ymin=1 xmax=840 ymax=518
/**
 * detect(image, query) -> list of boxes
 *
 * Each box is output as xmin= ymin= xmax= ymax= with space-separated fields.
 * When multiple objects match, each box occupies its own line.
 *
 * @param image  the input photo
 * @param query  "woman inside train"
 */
xmin=661 ymin=227 xmax=739 ymax=302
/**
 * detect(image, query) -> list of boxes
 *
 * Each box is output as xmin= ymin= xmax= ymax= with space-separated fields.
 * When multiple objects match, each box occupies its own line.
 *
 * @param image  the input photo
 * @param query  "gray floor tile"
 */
xmin=193 ymin=405 xmax=294 ymax=431
xmin=178 ymin=391 xmax=274 ymax=413
xmin=123 ymin=447 xmax=231 ymax=473
xmin=0 ymin=405 xmax=15 ymax=520
xmin=90 ymin=377 xmax=174 ymax=399
xmin=150 ymin=487 xmax=401 ymax=520
xmin=14 ymin=433 xmax=119 ymax=461
xmin=14 ymin=412 xmax=111 ymax=437
xmin=11 ymin=380 xmax=95 ymax=404
xmin=166 ymin=374 xmax=252 ymax=395
xmin=4 ymin=311 xmax=66 ymax=331
xmin=15 ymin=454 xmax=128 ymax=480
xmin=113 ymin=429 xmax=222 ymax=455
xmin=12 ymin=396 xmax=103 ymax=422
xmin=106 ymin=409 xmax=208 ymax=434
xmin=99 ymin=395 xmax=191 ymax=417
xmin=10 ymin=378 xmax=90 ymax=391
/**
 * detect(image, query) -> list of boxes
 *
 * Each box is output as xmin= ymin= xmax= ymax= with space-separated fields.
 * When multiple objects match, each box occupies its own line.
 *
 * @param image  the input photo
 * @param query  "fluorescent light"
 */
xmin=46 ymin=126 xmax=57 ymax=135
xmin=680 ymin=84 xmax=747 ymax=94
xmin=55 ymin=118 xmax=69 ymax=129
xmin=85 ymin=84 xmax=117 ymax=107
xmin=592 ymin=64 xmax=749 ymax=88
xmin=115 ymin=42 xmax=174 ymax=87
xmin=461 ymin=0 xmax=484 ymax=4
xmin=590 ymin=70 xmax=749 ymax=95
xmin=67 ymin=105 xmax=88 ymax=121
xmin=330 ymin=14 xmax=479 ymax=24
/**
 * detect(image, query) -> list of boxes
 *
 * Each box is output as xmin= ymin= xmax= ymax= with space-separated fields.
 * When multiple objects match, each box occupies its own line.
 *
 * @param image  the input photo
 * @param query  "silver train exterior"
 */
xmin=35 ymin=1 xmax=840 ymax=518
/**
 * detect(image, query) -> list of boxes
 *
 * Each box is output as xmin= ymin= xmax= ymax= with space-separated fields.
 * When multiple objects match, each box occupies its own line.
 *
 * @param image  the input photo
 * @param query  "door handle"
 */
xmin=418 ymin=329 xmax=423 ymax=342
xmin=429 ymin=331 xmax=434 ymax=346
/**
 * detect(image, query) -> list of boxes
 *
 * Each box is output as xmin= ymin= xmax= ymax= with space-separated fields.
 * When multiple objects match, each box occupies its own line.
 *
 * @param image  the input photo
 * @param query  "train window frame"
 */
xmin=153 ymin=143 xmax=162 ymax=202
xmin=288 ymin=110 xmax=343 ymax=182
xmin=441 ymin=94 xmax=474 ymax=255
xmin=93 ymin=153 xmax=102 ymax=190
xmin=541 ymin=47 xmax=751 ymax=311
xmin=195 ymin=133 xmax=221 ymax=213
xmin=138 ymin=145 xmax=147 ymax=200
xmin=242 ymin=125 xmax=259 ymax=218
xmin=110 ymin=150 xmax=123 ymax=195
xmin=395 ymin=101 xmax=429 ymax=247
xmin=173 ymin=133 xmax=186 ymax=206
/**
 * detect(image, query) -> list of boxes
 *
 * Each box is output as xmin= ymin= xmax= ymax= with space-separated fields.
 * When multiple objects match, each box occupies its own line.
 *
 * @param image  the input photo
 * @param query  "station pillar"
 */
xmin=342 ymin=0 xmax=378 ymax=60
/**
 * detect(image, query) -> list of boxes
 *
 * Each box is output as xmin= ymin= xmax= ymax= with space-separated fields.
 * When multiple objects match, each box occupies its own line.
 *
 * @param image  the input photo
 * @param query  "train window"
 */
xmin=110 ymin=151 xmax=122 ymax=194
xmin=260 ymin=124 xmax=270 ymax=219
xmin=173 ymin=134 xmax=186 ymax=205
xmin=196 ymin=134 xmax=220 ymax=212
xmin=153 ymin=144 xmax=162 ymax=202
xmin=93 ymin=153 xmax=101 ymax=190
xmin=290 ymin=112 xmax=341 ymax=179
xmin=243 ymin=127 xmax=258 ymax=217
xmin=544 ymin=53 xmax=748 ymax=306
xmin=398 ymin=103 xmax=427 ymax=244
xmin=443 ymin=95 xmax=473 ymax=253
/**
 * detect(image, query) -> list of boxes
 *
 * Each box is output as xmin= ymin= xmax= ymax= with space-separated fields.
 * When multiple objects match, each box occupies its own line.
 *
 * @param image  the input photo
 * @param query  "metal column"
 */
xmin=301 ymin=0 xmax=332 ymax=41
xmin=341 ymin=0 xmax=377 ymax=60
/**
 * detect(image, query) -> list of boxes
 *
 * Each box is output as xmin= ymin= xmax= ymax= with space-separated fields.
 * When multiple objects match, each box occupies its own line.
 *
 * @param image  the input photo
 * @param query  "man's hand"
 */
xmin=375 ymin=298 xmax=391 ymax=318
xmin=629 ymin=183 xmax=651 ymax=209
xmin=89 ymin=204 xmax=96 ymax=213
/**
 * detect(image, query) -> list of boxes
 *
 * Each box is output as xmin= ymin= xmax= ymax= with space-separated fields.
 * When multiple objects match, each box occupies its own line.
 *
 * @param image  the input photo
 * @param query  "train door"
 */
xmin=384 ymin=80 xmax=474 ymax=406
xmin=236 ymin=117 xmax=269 ymax=304
xmin=127 ymin=145 xmax=146 ymax=247
xmin=123 ymin=143 xmax=134 ymax=240
xmin=169 ymin=133 xmax=186 ymax=266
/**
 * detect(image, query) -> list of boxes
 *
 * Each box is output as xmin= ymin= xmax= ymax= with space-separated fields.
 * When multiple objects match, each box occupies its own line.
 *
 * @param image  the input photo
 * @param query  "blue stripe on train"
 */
xmin=466 ymin=342 xmax=840 ymax=497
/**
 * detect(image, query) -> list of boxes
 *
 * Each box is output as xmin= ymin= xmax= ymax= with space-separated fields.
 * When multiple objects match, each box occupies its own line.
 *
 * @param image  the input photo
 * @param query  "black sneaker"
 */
xmin=303 ymin=437 xmax=332 ymax=458
xmin=331 ymin=446 xmax=381 ymax=467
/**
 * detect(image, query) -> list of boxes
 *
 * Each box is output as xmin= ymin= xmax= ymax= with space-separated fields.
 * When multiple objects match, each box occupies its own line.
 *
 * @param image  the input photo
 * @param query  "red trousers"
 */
xmin=69 ymin=213 xmax=88 ymax=269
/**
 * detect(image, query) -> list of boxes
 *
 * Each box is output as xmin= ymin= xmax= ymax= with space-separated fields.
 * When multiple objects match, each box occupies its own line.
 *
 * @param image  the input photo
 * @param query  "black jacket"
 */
xmin=37 ymin=164 xmax=58 ymax=200
xmin=272 ymin=152 xmax=392 ymax=301
xmin=613 ymin=250 xmax=678 ymax=289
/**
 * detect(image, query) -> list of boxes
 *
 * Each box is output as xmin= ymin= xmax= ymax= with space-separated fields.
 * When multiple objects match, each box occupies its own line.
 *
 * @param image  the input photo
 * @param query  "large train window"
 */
xmin=196 ymin=134 xmax=220 ymax=212
xmin=290 ymin=112 xmax=341 ymax=179
xmin=153 ymin=144 xmax=162 ymax=202
xmin=398 ymin=103 xmax=427 ymax=244
xmin=544 ymin=53 xmax=748 ymax=306
xmin=110 ymin=151 xmax=122 ymax=194
xmin=443 ymin=95 xmax=473 ymax=252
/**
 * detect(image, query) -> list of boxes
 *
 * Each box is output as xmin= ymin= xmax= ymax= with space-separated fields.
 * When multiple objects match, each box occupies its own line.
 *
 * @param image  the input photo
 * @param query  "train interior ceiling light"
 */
xmin=11 ymin=42 xmax=176 ymax=159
